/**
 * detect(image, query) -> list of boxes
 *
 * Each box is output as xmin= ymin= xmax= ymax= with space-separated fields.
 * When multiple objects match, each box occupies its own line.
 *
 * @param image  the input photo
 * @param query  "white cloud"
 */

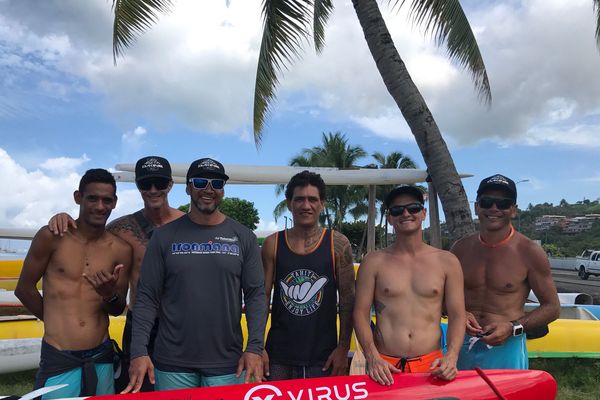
xmin=40 ymin=154 xmax=90 ymax=173
xmin=1 ymin=0 xmax=599 ymax=149
xmin=254 ymin=218 xmax=282 ymax=238
xmin=0 ymin=148 xmax=141 ymax=228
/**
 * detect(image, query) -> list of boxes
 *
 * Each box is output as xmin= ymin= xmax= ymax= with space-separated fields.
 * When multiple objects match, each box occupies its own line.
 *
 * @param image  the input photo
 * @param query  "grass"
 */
xmin=1 ymin=360 xmax=599 ymax=398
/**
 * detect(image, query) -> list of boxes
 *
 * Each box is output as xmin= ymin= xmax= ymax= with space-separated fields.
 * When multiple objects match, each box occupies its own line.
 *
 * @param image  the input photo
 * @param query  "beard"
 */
xmin=192 ymin=199 xmax=218 ymax=215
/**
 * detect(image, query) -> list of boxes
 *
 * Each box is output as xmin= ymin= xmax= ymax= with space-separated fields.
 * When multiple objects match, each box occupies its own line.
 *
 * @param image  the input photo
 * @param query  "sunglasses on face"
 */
xmin=137 ymin=178 xmax=170 ymax=191
xmin=477 ymin=196 xmax=514 ymax=210
xmin=388 ymin=203 xmax=424 ymax=216
xmin=188 ymin=177 xmax=226 ymax=190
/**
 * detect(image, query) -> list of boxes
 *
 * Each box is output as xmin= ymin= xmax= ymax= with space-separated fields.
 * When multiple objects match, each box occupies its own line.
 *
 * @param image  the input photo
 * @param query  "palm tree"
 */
xmin=111 ymin=0 xmax=600 ymax=243
xmin=273 ymin=132 xmax=367 ymax=231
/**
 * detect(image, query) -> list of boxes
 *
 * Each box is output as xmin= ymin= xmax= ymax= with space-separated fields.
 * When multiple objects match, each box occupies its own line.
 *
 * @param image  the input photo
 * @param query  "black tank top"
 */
xmin=266 ymin=229 xmax=338 ymax=365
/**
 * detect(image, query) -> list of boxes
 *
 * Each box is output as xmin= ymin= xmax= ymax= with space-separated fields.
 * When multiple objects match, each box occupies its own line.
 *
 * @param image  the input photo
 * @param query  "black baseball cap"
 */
xmin=186 ymin=158 xmax=229 ymax=181
xmin=477 ymin=174 xmax=517 ymax=201
xmin=135 ymin=156 xmax=172 ymax=182
xmin=385 ymin=185 xmax=425 ymax=209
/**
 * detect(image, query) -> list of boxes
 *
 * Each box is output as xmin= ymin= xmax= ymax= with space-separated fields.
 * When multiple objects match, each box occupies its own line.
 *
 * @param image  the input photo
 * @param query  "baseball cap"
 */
xmin=477 ymin=174 xmax=517 ymax=201
xmin=385 ymin=185 xmax=425 ymax=209
xmin=135 ymin=156 xmax=172 ymax=182
xmin=186 ymin=158 xmax=229 ymax=181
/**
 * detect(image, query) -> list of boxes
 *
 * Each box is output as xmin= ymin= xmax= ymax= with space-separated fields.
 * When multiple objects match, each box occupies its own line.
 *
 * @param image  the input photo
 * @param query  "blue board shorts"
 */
xmin=457 ymin=334 xmax=528 ymax=370
xmin=35 ymin=340 xmax=115 ymax=399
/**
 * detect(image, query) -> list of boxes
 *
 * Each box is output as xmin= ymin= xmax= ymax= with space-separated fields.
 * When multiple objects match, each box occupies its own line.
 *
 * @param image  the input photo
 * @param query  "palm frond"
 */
xmin=272 ymin=199 xmax=289 ymax=221
xmin=313 ymin=0 xmax=334 ymax=53
xmin=112 ymin=0 xmax=173 ymax=64
xmin=254 ymin=0 xmax=314 ymax=144
xmin=394 ymin=0 xmax=491 ymax=104
xmin=595 ymin=0 xmax=600 ymax=51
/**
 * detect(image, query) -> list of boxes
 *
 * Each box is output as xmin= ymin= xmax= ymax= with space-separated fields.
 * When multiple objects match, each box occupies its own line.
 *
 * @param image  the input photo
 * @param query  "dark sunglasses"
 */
xmin=388 ymin=203 xmax=424 ymax=216
xmin=137 ymin=178 xmax=170 ymax=191
xmin=477 ymin=196 xmax=514 ymax=210
xmin=189 ymin=177 xmax=226 ymax=190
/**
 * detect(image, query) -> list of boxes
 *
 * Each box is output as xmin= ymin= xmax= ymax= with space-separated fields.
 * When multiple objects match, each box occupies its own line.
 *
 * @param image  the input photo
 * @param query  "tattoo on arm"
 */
xmin=333 ymin=231 xmax=355 ymax=348
xmin=107 ymin=215 xmax=148 ymax=245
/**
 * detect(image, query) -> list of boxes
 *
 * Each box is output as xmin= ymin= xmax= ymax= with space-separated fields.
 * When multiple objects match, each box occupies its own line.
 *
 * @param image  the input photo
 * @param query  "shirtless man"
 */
xmin=262 ymin=171 xmax=355 ymax=380
xmin=48 ymin=156 xmax=184 ymax=391
xmin=16 ymin=169 xmax=131 ymax=399
xmin=354 ymin=186 xmax=465 ymax=385
xmin=451 ymin=174 xmax=560 ymax=369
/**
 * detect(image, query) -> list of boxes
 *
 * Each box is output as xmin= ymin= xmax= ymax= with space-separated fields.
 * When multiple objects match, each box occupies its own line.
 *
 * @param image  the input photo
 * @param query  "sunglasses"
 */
xmin=477 ymin=196 xmax=514 ymax=210
xmin=388 ymin=203 xmax=424 ymax=216
xmin=137 ymin=178 xmax=170 ymax=191
xmin=189 ymin=177 xmax=226 ymax=190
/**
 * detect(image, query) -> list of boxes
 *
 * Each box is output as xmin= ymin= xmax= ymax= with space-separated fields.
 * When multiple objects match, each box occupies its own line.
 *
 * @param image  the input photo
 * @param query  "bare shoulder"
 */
xmin=261 ymin=232 xmax=278 ymax=255
xmin=515 ymin=232 xmax=549 ymax=268
xmin=105 ymin=231 xmax=133 ymax=256
xmin=107 ymin=213 xmax=147 ymax=245
xmin=332 ymin=230 xmax=351 ymax=252
xmin=31 ymin=226 xmax=61 ymax=249
xmin=359 ymin=248 xmax=390 ymax=273
xmin=449 ymin=233 xmax=478 ymax=255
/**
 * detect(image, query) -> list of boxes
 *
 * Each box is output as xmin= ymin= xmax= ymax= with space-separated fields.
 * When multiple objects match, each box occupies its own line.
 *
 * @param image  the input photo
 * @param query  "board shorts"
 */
xmin=153 ymin=361 xmax=245 ymax=390
xmin=380 ymin=349 xmax=443 ymax=373
xmin=457 ymin=334 xmax=528 ymax=370
xmin=34 ymin=339 xmax=115 ymax=399
xmin=267 ymin=362 xmax=332 ymax=381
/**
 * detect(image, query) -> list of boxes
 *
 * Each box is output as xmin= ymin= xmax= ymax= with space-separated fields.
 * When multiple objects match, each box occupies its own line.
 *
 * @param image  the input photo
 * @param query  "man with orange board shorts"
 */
xmin=16 ymin=169 xmax=132 ymax=398
xmin=354 ymin=185 xmax=465 ymax=385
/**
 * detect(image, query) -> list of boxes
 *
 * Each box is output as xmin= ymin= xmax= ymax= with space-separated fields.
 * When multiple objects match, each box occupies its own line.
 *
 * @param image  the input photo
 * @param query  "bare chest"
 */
xmin=48 ymin=240 xmax=119 ymax=281
xmin=375 ymin=266 xmax=444 ymax=300
xmin=462 ymin=248 xmax=528 ymax=293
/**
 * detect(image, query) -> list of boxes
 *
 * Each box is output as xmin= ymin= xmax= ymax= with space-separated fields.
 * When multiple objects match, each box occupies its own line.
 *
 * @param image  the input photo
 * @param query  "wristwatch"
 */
xmin=511 ymin=320 xmax=524 ymax=336
xmin=103 ymin=294 xmax=119 ymax=304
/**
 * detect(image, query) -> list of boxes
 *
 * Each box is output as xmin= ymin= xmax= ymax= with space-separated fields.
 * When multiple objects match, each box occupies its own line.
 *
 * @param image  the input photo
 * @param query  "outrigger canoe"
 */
xmin=0 ymin=369 xmax=557 ymax=400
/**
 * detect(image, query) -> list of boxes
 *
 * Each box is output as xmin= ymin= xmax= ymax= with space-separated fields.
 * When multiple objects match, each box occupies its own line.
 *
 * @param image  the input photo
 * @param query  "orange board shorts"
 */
xmin=380 ymin=349 xmax=443 ymax=373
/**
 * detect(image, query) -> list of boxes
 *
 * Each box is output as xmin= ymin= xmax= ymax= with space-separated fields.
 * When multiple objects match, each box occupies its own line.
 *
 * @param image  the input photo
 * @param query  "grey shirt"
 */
xmin=131 ymin=215 xmax=266 ymax=369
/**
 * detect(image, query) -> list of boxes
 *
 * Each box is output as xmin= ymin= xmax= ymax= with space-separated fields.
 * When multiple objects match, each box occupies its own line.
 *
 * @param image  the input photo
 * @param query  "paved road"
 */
xmin=552 ymin=269 xmax=600 ymax=304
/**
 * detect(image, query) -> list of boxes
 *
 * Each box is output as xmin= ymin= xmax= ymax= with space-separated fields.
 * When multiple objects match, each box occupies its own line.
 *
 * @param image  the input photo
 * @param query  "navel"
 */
xmin=58 ymin=267 xmax=64 ymax=273
xmin=79 ymin=320 xmax=86 ymax=327
xmin=384 ymin=288 xmax=389 ymax=294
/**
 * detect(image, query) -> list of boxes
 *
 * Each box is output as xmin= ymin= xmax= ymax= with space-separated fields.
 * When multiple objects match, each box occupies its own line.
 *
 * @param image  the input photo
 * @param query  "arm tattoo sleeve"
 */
xmin=334 ymin=231 xmax=355 ymax=348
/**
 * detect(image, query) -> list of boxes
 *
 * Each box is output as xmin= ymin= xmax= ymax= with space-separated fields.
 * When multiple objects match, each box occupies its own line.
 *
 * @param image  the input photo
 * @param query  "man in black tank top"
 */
xmin=262 ymin=171 xmax=355 ymax=380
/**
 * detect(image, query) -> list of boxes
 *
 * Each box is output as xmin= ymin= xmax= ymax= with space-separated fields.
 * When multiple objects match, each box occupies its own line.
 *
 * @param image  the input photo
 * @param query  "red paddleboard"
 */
xmin=90 ymin=370 xmax=556 ymax=400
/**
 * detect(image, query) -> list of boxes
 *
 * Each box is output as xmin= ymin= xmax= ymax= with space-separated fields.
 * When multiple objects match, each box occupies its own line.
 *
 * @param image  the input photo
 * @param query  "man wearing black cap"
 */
xmin=47 ymin=156 xmax=185 ymax=391
xmin=451 ymin=174 xmax=559 ymax=370
xmin=123 ymin=158 xmax=266 ymax=393
xmin=354 ymin=186 xmax=465 ymax=385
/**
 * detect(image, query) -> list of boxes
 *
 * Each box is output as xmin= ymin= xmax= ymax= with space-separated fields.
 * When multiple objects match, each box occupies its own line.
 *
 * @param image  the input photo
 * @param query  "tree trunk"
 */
xmin=351 ymin=0 xmax=476 ymax=243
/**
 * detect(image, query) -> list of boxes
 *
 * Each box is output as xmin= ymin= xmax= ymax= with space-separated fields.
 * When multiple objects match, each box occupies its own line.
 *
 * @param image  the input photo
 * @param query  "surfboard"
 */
xmin=53 ymin=369 xmax=554 ymax=400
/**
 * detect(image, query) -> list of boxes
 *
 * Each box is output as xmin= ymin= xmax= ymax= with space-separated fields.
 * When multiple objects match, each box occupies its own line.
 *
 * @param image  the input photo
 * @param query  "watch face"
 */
xmin=513 ymin=325 xmax=524 ymax=336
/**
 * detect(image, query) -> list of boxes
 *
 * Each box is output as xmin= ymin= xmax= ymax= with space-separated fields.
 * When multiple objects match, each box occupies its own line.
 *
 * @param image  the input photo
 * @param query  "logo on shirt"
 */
xmin=171 ymin=241 xmax=239 ymax=256
xmin=279 ymin=269 xmax=328 ymax=316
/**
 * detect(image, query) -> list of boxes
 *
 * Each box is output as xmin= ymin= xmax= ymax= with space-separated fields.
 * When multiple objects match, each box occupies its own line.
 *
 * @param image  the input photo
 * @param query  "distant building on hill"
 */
xmin=535 ymin=214 xmax=600 ymax=234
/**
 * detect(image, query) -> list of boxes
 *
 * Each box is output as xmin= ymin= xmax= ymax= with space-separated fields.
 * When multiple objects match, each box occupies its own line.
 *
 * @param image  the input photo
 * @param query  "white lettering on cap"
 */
xmin=142 ymin=158 xmax=164 ymax=171
xmin=486 ymin=175 xmax=509 ymax=185
xmin=199 ymin=159 xmax=220 ymax=170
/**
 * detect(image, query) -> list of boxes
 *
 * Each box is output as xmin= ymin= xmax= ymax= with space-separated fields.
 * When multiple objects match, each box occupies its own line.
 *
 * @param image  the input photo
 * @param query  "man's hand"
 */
xmin=261 ymin=350 xmax=270 ymax=381
xmin=365 ymin=352 xmax=400 ymax=386
xmin=122 ymin=356 xmax=154 ymax=394
xmin=481 ymin=321 xmax=513 ymax=346
xmin=48 ymin=213 xmax=77 ymax=236
xmin=465 ymin=311 xmax=483 ymax=336
xmin=237 ymin=351 xmax=263 ymax=383
xmin=430 ymin=355 xmax=458 ymax=381
xmin=323 ymin=345 xmax=349 ymax=376
xmin=83 ymin=264 xmax=123 ymax=299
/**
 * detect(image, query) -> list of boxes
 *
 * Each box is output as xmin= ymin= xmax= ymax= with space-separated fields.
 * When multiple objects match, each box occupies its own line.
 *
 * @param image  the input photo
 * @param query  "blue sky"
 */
xmin=1 ymin=0 xmax=600 ymax=246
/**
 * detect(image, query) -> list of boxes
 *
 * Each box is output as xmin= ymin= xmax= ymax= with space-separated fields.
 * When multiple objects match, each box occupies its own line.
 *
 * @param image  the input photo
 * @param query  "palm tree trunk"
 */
xmin=351 ymin=0 xmax=476 ymax=243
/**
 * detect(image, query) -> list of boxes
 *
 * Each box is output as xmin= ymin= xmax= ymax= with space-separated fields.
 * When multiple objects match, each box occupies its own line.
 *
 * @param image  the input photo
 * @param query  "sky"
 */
xmin=1 ymin=0 xmax=600 ymax=249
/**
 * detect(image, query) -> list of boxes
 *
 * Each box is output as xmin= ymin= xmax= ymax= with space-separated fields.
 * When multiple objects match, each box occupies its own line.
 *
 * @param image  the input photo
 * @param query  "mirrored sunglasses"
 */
xmin=189 ymin=177 xmax=225 ymax=190
xmin=388 ymin=203 xmax=424 ymax=216
xmin=137 ymin=178 xmax=170 ymax=191
xmin=477 ymin=196 xmax=514 ymax=210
